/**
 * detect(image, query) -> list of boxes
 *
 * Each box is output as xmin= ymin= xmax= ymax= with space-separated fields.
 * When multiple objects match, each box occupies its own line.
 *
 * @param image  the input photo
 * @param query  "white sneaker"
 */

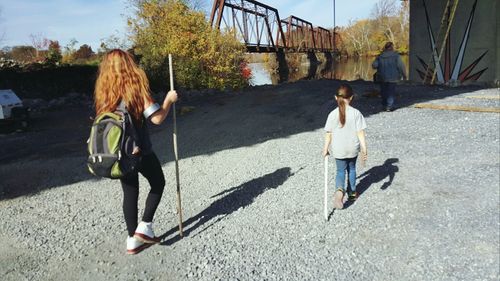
xmin=126 ymin=236 xmax=148 ymax=255
xmin=134 ymin=221 xmax=160 ymax=243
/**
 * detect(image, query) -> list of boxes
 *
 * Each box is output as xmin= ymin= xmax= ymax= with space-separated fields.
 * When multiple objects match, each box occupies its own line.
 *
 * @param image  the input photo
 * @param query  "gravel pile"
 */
xmin=0 ymin=80 xmax=498 ymax=280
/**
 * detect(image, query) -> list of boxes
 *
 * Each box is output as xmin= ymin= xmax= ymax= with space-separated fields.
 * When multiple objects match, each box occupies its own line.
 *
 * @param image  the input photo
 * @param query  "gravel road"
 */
xmin=0 ymin=80 xmax=499 ymax=280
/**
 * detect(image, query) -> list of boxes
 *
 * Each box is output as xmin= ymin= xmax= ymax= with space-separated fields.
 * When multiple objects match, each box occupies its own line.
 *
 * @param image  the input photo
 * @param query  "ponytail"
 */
xmin=338 ymin=98 xmax=347 ymax=127
xmin=335 ymin=84 xmax=354 ymax=128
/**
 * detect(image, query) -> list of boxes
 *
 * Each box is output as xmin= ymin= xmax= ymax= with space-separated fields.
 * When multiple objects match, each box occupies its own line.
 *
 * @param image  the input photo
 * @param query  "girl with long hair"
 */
xmin=94 ymin=49 xmax=178 ymax=254
xmin=323 ymin=84 xmax=367 ymax=210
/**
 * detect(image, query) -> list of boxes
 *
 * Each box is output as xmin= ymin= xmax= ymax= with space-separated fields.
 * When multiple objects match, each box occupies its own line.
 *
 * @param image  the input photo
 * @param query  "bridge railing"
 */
xmin=210 ymin=0 xmax=336 ymax=53
xmin=210 ymin=0 xmax=286 ymax=52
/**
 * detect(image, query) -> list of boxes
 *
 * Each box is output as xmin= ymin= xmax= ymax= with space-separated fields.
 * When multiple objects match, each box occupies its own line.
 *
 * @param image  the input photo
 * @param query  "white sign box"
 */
xmin=0 ymin=89 xmax=23 ymax=119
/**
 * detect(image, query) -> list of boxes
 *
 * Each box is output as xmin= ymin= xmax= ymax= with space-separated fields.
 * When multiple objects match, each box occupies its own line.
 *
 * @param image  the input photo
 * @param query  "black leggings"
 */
xmin=120 ymin=153 xmax=165 ymax=237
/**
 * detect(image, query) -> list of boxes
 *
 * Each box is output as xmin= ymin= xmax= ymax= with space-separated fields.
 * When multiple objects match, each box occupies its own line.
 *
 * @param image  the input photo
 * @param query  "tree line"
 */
xmin=336 ymin=0 xmax=409 ymax=57
xmin=0 ymin=32 xmax=131 ymax=66
xmin=0 ymin=0 xmax=249 ymax=91
xmin=0 ymin=0 xmax=409 ymax=93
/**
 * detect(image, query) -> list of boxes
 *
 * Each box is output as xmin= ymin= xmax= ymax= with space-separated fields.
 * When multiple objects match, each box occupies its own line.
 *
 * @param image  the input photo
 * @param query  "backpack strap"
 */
xmin=117 ymin=100 xmax=142 ymax=149
xmin=117 ymin=100 xmax=127 ymax=112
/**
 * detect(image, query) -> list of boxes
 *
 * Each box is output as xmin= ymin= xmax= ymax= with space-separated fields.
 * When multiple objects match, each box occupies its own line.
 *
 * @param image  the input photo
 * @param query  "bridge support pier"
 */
xmin=276 ymin=49 xmax=289 ymax=83
xmin=307 ymin=51 xmax=318 ymax=65
xmin=323 ymin=52 xmax=333 ymax=63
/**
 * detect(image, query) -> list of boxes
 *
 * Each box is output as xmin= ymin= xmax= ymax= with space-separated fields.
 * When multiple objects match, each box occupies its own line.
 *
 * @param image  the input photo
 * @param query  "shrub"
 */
xmin=0 ymin=63 xmax=97 ymax=99
xmin=128 ymin=0 xmax=248 ymax=91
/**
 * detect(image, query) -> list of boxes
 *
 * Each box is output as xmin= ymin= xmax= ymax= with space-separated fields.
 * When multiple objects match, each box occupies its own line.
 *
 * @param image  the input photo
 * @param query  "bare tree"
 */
xmin=359 ymin=20 xmax=373 ymax=52
xmin=372 ymin=0 xmax=398 ymax=44
xmin=29 ymin=32 xmax=49 ymax=60
xmin=372 ymin=0 xmax=398 ymax=18
xmin=398 ymin=0 xmax=410 ymax=47
xmin=344 ymin=19 xmax=365 ymax=56
xmin=186 ymin=0 xmax=206 ymax=11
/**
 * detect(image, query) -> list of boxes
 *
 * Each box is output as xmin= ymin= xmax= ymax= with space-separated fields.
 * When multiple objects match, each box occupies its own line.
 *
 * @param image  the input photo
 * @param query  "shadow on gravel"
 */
xmin=0 ymin=79 xmax=483 ymax=200
xmin=344 ymin=158 xmax=399 ymax=209
xmin=159 ymin=167 xmax=296 ymax=246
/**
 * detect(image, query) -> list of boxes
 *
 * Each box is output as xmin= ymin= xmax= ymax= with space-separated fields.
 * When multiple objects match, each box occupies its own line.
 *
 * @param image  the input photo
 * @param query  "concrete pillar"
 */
xmin=276 ymin=49 xmax=289 ymax=83
xmin=409 ymin=0 xmax=499 ymax=85
xmin=306 ymin=51 xmax=318 ymax=65
xmin=496 ymin=1 xmax=500 ymax=86
xmin=323 ymin=52 xmax=334 ymax=63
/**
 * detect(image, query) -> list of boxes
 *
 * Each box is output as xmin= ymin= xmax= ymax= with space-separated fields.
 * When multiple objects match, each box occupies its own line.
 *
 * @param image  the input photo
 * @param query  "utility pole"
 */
xmin=333 ymin=0 xmax=336 ymax=52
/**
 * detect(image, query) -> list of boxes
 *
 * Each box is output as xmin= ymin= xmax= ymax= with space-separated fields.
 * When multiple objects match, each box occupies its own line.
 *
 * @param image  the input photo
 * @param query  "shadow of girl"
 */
xmin=344 ymin=158 xmax=399 ymax=209
xmin=357 ymin=158 xmax=399 ymax=195
xmin=159 ymin=167 xmax=296 ymax=245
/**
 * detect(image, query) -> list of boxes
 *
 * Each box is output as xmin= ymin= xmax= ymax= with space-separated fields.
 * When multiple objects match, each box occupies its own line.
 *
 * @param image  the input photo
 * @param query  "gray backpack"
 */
xmin=87 ymin=103 xmax=141 ymax=179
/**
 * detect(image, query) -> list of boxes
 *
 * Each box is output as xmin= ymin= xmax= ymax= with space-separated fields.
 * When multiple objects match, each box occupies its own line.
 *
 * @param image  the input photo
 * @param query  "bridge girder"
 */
xmin=210 ymin=0 xmax=337 ymax=53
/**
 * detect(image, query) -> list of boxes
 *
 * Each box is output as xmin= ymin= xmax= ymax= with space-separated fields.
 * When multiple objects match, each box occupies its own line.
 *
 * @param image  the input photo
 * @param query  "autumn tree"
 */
xmin=336 ymin=0 xmax=409 ymax=57
xmin=371 ymin=0 xmax=409 ymax=51
xmin=372 ymin=0 xmax=397 ymax=43
xmin=73 ymin=44 xmax=94 ymax=60
xmin=342 ymin=19 xmax=374 ymax=56
xmin=128 ymin=0 xmax=248 ymax=90
xmin=396 ymin=0 xmax=410 ymax=53
xmin=10 ymin=46 xmax=37 ymax=62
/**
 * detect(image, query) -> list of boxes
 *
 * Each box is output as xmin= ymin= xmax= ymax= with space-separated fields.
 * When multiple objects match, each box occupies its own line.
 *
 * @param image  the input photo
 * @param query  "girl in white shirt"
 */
xmin=322 ymin=84 xmax=368 ymax=209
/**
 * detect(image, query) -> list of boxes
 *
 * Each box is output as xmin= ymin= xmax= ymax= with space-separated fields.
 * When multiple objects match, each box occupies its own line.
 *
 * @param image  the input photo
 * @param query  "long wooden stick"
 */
xmin=169 ymin=54 xmax=184 ymax=237
xmin=324 ymin=156 xmax=329 ymax=221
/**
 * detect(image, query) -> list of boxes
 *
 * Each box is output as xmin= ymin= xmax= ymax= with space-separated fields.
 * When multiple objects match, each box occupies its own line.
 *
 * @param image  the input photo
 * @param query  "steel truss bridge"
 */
xmin=210 ymin=0 xmax=337 ymax=53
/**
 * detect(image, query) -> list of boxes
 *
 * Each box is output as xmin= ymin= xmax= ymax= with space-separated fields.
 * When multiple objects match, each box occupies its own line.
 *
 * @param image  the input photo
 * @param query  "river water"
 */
xmin=248 ymin=55 xmax=409 ymax=86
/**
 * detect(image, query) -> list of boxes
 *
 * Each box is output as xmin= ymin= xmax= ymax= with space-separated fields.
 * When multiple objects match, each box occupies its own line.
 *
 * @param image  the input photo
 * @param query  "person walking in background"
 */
xmin=322 ymin=84 xmax=368 ymax=210
xmin=372 ymin=42 xmax=407 ymax=111
xmin=94 ymin=49 xmax=178 ymax=254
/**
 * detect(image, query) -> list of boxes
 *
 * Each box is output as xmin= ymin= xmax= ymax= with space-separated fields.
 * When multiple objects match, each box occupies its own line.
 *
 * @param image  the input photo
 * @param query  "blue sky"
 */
xmin=0 ymin=0 xmax=378 ymax=50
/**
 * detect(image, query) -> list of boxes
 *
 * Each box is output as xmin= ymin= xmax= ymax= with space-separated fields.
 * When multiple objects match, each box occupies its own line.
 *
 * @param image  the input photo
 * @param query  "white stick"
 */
xmin=324 ymin=156 xmax=329 ymax=221
xmin=169 ymin=54 xmax=184 ymax=237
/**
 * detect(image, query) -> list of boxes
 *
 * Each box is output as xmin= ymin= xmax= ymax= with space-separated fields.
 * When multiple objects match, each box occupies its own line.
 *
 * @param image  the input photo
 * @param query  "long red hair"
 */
xmin=336 ymin=84 xmax=354 ymax=127
xmin=94 ymin=49 xmax=153 ymax=122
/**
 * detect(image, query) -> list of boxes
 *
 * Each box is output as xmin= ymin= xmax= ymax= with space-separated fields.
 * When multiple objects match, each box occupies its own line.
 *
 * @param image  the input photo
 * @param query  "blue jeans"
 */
xmin=380 ymin=82 xmax=396 ymax=108
xmin=335 ymin=157 xmax=357 ymax=193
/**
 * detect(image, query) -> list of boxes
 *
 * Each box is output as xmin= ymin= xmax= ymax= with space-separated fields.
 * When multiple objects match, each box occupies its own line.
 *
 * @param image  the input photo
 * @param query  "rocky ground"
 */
xmin=0 ymin=80 xmax=499 ymax=280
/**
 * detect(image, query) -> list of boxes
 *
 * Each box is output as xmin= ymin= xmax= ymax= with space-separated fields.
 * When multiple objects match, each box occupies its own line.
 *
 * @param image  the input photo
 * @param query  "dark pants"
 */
xmin=380 ymin=82 xmax=396 ymax=109
xmin=120 ymin=153 xmax=165 ymax=237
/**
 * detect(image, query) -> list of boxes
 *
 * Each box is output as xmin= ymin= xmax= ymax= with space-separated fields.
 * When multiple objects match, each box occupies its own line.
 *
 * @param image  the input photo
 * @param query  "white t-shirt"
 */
xmin=324 ymin=106 xmax=367 ymax=159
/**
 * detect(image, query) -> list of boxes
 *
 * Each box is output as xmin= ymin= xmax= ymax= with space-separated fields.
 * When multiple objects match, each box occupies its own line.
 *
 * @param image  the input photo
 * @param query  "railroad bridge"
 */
xmin=210 ymin=0 xmax=336 ymax=54
xmin=211 ymin=0 xmax=499 ymax=85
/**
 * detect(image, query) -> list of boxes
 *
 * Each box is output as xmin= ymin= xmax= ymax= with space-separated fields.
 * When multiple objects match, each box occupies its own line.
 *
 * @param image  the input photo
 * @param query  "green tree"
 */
xmin=128 ymin=0 xmax=248 ymax=90
xmin=46 ymin=40 xmax=62 ymax=64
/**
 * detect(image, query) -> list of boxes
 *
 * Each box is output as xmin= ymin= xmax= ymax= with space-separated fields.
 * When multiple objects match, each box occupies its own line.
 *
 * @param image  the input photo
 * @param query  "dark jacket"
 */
xmin=372 ymin=51 xmax=407 ymax=83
